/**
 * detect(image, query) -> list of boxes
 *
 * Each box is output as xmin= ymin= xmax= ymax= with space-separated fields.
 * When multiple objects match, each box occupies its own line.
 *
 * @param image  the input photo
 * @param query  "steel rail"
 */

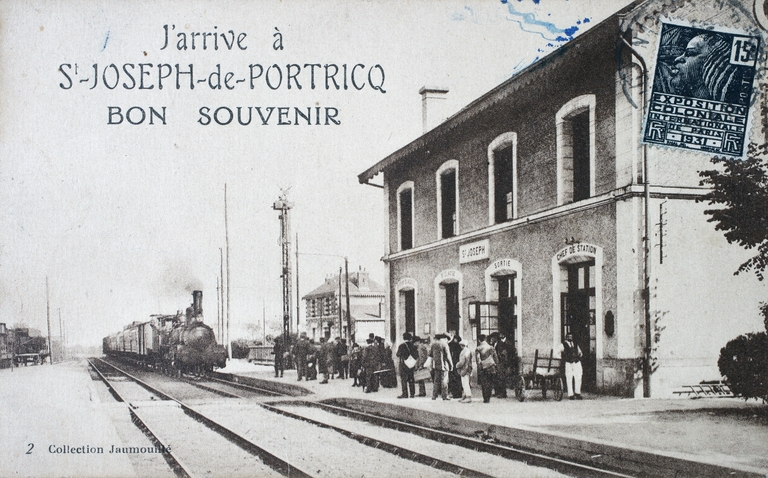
xmin=260 ymin=401 xmax=496 ymax=478
xmin=180 ymin=378 xmax=245 ymax=399
xmin=306 ymin=401 xmax=634 ymax=478
xmin=200 ymin=372 xmax=634 ymax=477
xmin=87 ymin=358 xmax=125 ymax=403
xmin=91 ymin=357 xmax=313 ymax=478
xmin=92 ymin=357 xmax=175 ymax=400
xmin=205 ymin=375 xmax=285 ymax=396
xmin=88 ymin=358 xmax=196 ymax=478
xmin=209 ymin=373 xmax=632 ymax=476
xmin=129 ymin=407 xmax=196 ymax=478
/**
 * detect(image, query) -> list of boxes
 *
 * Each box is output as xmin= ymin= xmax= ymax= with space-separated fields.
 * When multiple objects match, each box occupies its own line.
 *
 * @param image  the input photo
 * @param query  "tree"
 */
xmin=702 ymin=143 xmax=768 ymax=401
xmin=698 ymin=142 xmax=768 ymax=280
xmin=762 ymin=302 xmax=768 ymax=332
xmin=718 ymin=332 xmax=768 ymax=402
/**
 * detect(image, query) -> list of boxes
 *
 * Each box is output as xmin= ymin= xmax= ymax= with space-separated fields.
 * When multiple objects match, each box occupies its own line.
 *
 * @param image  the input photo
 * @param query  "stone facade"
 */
xmin=360 ymin=0 xmax=767 ymax=396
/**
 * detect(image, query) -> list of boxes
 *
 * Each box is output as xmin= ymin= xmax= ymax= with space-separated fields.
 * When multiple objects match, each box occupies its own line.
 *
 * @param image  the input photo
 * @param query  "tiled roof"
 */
xmin=302 ymin=273 xmax=386 ymax=300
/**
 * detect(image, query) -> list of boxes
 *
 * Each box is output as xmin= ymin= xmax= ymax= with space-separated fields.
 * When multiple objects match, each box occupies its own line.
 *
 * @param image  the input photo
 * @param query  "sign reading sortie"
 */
xmin=459 ymin=239 xmax=489 ymax=264
xmin=556 ymin=243 xmax=598 ymax=262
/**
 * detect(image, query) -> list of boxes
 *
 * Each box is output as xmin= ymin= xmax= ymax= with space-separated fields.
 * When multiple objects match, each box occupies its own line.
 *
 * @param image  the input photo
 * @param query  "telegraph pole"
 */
xmin=296 ymin=233 xmax=300 ymax=331
xmin=58 ymin=308 xmax=63 ymax=361
xmin=225 ymin=185 xmax=232 ymax=360
xmin=345 ymin=257 xmax=351 ymax=343
xmin=263 ymin=299 xmax=266 ymax=344
xmin=338 ymin=267 xmax=343 ymax=339
xmin=46 ymin=277 xmax=52 ymax=364
xmin=220 ymin=248 xmax=225 ymax=345
xmin=273 ymin=192 xmax=294 ymax=340
xmin=216 ymin=276 xmax=221 ymax=345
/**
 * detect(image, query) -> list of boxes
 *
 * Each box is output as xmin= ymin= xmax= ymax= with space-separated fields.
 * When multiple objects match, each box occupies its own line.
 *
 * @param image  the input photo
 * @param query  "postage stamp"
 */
xmin=642 ymin=22 xmax=761 ymax=157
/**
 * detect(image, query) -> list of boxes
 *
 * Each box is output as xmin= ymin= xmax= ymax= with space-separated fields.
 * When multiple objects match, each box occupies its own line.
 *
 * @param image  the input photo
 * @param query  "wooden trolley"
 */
xmin=515 ymin=349 xmax=564 ymax=401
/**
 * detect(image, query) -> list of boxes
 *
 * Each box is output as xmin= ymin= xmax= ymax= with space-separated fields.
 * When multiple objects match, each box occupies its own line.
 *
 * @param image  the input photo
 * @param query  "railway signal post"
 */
xmin=273 ymin=194 xmax=294 ymax=340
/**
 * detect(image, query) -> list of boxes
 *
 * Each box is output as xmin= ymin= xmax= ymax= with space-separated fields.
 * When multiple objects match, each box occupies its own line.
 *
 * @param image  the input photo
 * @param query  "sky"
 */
xmin=0 ymin=0 xmax=633 ymax=346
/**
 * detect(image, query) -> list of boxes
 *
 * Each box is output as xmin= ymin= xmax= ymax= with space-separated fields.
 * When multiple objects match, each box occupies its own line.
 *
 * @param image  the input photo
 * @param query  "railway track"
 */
xmin=261 ymin=400 xmax=633 ymax=478
xmin=90 ymin=357 xmax=635 ymax=477
xmin=88 ymin=358 xmax=311 ymax=477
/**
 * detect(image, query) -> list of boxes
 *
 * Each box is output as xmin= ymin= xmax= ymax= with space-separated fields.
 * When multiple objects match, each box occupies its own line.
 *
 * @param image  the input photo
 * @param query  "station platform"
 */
xmin=0 ymin=360 xmax=142 ymax=478
xmin=4 ymin=359 xmax=764 ymax=477
xmin=227 ymin=360 xmax=768 ymax=477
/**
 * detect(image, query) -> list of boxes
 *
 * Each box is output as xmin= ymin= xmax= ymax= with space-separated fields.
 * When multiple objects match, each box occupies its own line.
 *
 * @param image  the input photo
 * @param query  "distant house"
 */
xmin=0 ymin=323 xmax=10 ymax=368
xmin=302 ymin=267 xmax=387 ymax=343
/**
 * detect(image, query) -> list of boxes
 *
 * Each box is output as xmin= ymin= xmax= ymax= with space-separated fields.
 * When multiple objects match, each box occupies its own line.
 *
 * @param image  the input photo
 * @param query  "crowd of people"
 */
xmin=273 ymin=332 xmax=398 ymax=389
xmin=271 ymin=329 xmax=583 ymax=403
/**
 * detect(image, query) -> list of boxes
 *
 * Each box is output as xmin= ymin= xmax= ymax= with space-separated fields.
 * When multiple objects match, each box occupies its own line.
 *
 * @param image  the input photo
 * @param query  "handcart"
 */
xmin=515 ymin=349 xmax=564 ymax=401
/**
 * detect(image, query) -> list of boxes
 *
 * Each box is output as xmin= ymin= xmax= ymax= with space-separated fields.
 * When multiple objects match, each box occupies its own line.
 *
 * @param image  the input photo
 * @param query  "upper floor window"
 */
xmin=323 ymin=296 xmax=336 ymax=316
xmin=488 ymin=132 xmax=518 ymax=225
xmin=436 ymin=160 xmax=459 ymax=240
xmin=397 ymin=181 xmax=414 ymax=251
xmin=556 ymin=95 xmax=595 ymax=205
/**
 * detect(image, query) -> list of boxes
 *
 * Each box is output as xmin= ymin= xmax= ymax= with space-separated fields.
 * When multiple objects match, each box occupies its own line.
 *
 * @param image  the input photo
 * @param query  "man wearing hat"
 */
xmin=558 ymin=333 xmax=583 ymax=399
xmin=429 ymin=333 xmax=453 ymax=400
xmin=396 ymin=332 xmax=418 ymax=398
xmin=272 ymin=335 xmax=285 ymax=378
xmin=494 ymin=331 xmax=514 ymax=398
xmin=362 ymin=335 xmax=381 ymax=392
xmin=293 ymin=332 xmax=311 ymax=381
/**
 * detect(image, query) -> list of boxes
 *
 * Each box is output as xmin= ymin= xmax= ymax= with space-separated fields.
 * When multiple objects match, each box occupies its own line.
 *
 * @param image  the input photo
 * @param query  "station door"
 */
xmin=561 ymin=260 xmax=596 ymax=391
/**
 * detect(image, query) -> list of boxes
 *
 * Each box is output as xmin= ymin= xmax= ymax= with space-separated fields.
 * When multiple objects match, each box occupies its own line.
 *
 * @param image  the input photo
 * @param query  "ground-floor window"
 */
xmin=404 ymin=289 xmax=415 ymax=335
xmin=470 ymin=273 xmax=517 ymax=340
xmin=445 ymin=282 xmax=460 ymax=334
xmin=496 ymin=274 xmax=517 ymax=341
xmin=469 ymin=302 xmax=499 ymax=339
xmin=397 ymin=278 xmax=419 ymax=341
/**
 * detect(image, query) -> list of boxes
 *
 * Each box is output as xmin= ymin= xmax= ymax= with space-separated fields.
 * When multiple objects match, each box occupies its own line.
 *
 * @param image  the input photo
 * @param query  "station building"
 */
xmin=359 ymin=0 xmax=768 ymax=397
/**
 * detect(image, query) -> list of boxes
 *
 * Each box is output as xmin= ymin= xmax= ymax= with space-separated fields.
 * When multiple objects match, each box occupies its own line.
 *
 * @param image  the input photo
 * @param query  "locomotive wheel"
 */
xmin=554 ymin=376 xmax=564 ymax=401
xmin=515 ymin=375 xmax=526 ymax=402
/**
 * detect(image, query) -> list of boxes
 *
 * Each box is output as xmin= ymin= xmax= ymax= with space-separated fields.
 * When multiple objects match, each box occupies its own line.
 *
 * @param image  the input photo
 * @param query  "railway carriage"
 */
xmin=103 ymin=291 xmax=226 ymax=374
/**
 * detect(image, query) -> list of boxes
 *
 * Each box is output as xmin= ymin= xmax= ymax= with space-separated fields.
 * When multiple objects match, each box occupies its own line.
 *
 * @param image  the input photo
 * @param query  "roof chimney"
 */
xmin=419 ymin=86 xmax=449 ymax=133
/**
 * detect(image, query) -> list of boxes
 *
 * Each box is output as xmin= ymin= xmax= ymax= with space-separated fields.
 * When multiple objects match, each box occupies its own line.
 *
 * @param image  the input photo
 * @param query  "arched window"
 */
xmin=436 ymin=160 xmax=459 ymax=240
xmin=396 ymin=278 xmax=418 ymax=337
xmin=397 ymin=181 xmax=414 ymax=251
xmin=487 ymin=132 xmax=518 ymax=225
xmin=556 ymin=95 xmax=596 ymax=205
xmin=434 ymin=270 xmax=463 ymax=337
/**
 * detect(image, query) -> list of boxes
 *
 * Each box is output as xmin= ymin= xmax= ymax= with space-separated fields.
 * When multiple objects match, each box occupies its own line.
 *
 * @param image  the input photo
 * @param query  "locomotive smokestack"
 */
xmin=193 ymin=290 xmax=203 ymax=319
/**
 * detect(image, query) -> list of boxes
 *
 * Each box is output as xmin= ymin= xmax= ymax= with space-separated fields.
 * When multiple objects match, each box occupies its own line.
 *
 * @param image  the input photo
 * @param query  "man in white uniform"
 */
xmin=558 ymin=333 xmax=583 ymax=400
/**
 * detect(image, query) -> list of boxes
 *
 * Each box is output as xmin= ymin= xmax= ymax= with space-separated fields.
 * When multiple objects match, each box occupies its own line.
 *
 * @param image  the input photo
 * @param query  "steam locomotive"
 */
xmin=102 ymin=291 xmax=227 ymax=374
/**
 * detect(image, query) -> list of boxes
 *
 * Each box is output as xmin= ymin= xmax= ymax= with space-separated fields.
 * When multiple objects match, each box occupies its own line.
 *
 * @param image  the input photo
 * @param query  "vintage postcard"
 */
xmin=1 ymin=1 xmax=767 ymax=477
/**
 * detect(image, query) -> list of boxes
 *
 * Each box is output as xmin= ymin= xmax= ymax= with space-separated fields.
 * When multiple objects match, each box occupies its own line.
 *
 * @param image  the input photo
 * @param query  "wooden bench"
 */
xmin=673 ymin=381 xmax=733 ymax=398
